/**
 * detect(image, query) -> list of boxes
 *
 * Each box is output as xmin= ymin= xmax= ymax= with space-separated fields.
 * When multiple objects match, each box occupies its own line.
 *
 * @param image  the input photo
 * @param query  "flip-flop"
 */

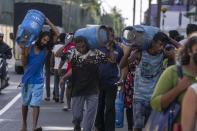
xmin=44 ymin=97 xmax=50 ymax=101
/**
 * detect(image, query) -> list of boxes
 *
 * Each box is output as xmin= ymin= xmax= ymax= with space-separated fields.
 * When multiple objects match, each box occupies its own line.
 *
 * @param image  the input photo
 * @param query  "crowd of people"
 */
xmin=9 ymin=15 xmax=197 ymax=131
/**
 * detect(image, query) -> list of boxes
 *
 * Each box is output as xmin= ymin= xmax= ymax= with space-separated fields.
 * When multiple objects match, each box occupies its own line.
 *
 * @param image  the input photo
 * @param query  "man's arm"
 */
xmin=169 ymin=37 xmax=181 ymax=49
xmin=58 ymin=49 xmax=72 ymax=74
xmin=119 ymin=45 xmax=133 ymax=69
xmin=45 ymin=17 xmax=60 ymax=42
xmin=55 ymin=46 xmax=65 ymax=57
xmin=58 ymin=59 xmax=66 ymax=71
xmin=115 ymin=66 xmax=129 ymax=87
xmin=61 ymin=68 xmax=72 ymax=82
xmin=20 ymin=46 xmax=29 ymax=68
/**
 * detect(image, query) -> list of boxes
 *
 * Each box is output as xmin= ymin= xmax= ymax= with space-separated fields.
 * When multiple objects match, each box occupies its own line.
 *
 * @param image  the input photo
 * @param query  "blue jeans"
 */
xmin=133 ymin=99 xmax=152 ymax=128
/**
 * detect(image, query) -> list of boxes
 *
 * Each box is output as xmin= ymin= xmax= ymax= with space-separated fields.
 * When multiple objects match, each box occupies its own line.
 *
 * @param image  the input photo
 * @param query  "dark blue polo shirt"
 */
xmin=98 ymin=44 xmax=123 ymax=87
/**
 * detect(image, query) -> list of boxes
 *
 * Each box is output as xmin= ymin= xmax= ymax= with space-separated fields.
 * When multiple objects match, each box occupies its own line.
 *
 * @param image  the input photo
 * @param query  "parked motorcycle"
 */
xmin=0 ymin=53 xmax=9 ymax=93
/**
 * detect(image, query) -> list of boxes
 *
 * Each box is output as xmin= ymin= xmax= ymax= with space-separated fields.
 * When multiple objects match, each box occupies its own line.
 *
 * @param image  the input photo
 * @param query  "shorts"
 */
xmin=21 ymin=83 xmax=44 ymax=107
xmin=133 ymin=100 xmax=152 ymax=128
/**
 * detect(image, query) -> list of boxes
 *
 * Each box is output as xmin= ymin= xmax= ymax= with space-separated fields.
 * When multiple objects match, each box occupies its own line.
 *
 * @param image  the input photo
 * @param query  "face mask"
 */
xmin=193 ymin=52 xmax=197 ymax=65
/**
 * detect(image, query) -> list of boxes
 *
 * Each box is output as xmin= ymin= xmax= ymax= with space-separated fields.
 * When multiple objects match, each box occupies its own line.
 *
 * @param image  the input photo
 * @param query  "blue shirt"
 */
xmin=134 ymin=50 xmax=164 ymax=102
xmin=22 ymin=45 xmax=46 ymax=84
xmin=98 ymin=45 xmax=123 ymax=86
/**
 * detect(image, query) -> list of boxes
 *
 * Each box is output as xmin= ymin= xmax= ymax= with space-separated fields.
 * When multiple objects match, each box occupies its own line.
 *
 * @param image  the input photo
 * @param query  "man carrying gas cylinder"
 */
xmin=119 ymin=25 xmax=180 ymax=131
xmin=18 ymin=15 xmax=59 ymax=131
xmin=95 ymin=26 xmax=123 ymax=131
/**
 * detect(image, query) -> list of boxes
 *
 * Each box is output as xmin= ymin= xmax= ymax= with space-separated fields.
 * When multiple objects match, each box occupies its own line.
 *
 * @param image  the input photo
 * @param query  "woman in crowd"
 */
xmin=151 ymin=36 xmax=197 ymax=128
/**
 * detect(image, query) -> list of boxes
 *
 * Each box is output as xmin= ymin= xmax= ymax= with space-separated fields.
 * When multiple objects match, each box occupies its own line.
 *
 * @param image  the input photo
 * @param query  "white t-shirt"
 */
xmin=52 ymin=44 xmax=67 ymax=69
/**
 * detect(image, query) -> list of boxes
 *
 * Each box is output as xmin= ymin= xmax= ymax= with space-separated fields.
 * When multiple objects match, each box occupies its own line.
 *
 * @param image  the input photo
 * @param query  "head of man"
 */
xmin=186 ymin=24 xmax=197 ymax=37
xmin=35 ymin=31 xmax=50 ymax=50
xmin=74 ymin=36 xmax=89 ymax=55
xmin=150 ymin=32 xmax=169 ymax=55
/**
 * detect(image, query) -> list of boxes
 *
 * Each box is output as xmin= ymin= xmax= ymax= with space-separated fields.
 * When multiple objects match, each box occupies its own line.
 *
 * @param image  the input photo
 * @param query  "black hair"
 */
xmin=178 ymin=36 xmax=197 ymax=65
xmin=153 ymin=32 xmax=170 ymax=44
xmin=35 ymin=31 xmax=50 ymax=49
xmin=169 ymin=30 xmax=184 ymax=42
xmin=186 ymin=24 xmax=197 ymax=36
xmin=169 ymin=30 xmax=180 ymax=39
xmin=73 ymin=36 xmax=90 ymax=52
xmin=59 ymin=33 xmax=66 ymax=43
xmin=74 ymin=36 xmax=89 ymax=47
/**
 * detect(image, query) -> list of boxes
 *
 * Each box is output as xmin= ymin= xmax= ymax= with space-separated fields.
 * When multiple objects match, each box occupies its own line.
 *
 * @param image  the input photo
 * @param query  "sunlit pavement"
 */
xmin=0 ymin=59 xmax=127 ymax=131
xmin=0 ymin=95 xmax=128 ymax=131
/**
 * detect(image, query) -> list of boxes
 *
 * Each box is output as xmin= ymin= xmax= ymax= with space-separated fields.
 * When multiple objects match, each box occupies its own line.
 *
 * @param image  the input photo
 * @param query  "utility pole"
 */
xmin=133 ymin=0 xmax=136 ymax=25
xmin=147 ymin=0 xmax=151 ymax=25
xmin=156 ymin=0 xmax=161 ymax=28
xmin=67 ymin=0 xmax=72 ymax=32
xmin=186 ymin=0 xmax=190 ymax=12
xmin=140 ymin=0 xmax=142 ymax=24
xmin=195 ymin=1 xmax=197 ymax=21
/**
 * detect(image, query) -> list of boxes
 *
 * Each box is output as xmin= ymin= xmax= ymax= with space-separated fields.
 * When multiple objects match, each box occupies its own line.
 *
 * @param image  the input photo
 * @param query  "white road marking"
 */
xmin=0 ymin=93 xmax=21 ymax=116
xmin=42 ymin=126 xmax=74 ymax=130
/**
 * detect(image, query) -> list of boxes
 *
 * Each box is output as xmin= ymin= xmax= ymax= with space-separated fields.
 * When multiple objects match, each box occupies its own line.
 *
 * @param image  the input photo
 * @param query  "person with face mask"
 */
xmin=151 ymin=36 xmax=197 ymax=130
xmin=19 ymin=17 xmax=59 ymax=131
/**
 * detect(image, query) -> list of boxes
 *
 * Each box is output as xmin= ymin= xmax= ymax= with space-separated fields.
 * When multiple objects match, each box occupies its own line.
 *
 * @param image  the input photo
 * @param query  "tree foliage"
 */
xmin=64 ymin=0 xmax=123 ymax=34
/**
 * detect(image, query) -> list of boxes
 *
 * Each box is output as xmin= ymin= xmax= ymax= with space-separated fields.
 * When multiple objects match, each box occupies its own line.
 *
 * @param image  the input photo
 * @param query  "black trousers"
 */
xmin=45 ymin=51 xmax=52 ymax=98
xmin=95 ymin=85 xmax=117 ymax=131
xmin=126 ymin=107 xmax=133 ymax=130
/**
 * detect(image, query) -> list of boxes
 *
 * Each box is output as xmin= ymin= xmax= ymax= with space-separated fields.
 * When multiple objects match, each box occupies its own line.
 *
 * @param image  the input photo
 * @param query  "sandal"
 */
xmin=44 ymin=97 xmax=50 ymax=101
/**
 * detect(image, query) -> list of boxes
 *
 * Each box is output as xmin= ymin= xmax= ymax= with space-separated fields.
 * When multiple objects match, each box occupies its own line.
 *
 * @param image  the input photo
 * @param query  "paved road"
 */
xmin=0 ymin=59 xmax=128 ymax=131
